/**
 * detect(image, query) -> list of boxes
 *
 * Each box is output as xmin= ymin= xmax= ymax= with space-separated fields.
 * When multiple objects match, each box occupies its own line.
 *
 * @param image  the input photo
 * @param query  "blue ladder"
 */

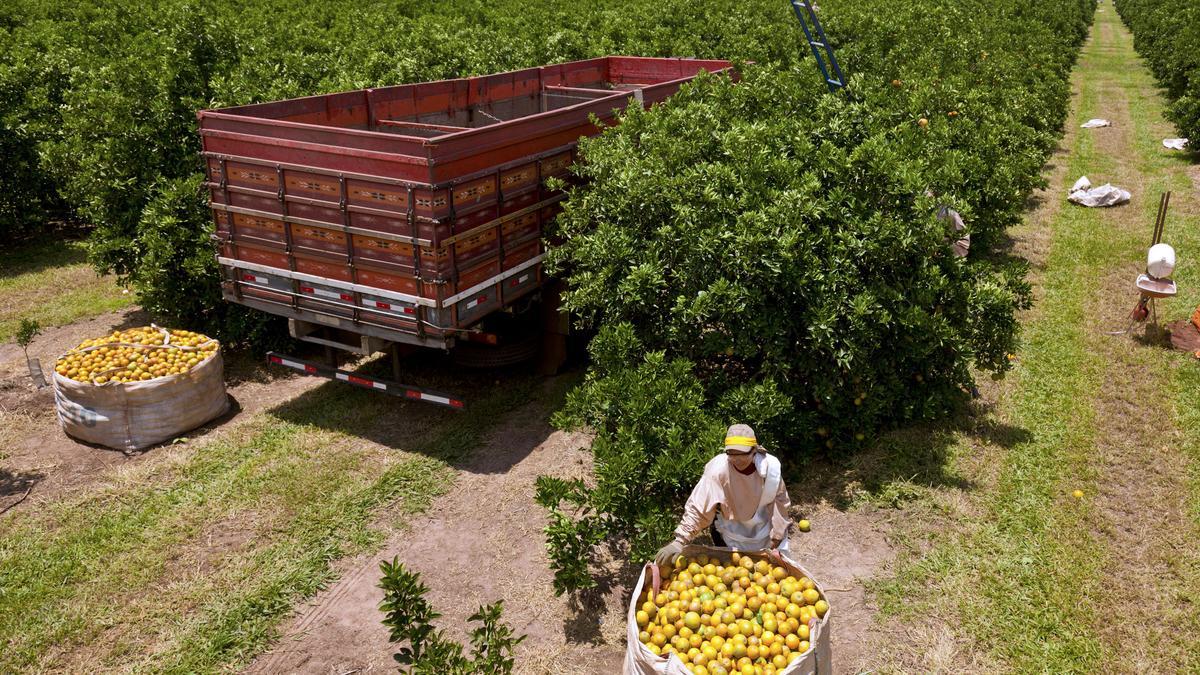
xmin=788 ymin=0 xmax=846 ymax=93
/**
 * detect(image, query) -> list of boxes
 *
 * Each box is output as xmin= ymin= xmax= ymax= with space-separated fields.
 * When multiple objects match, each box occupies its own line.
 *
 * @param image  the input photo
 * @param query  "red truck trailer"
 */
xmin=199 ymin=56 xmax=732 ymax=404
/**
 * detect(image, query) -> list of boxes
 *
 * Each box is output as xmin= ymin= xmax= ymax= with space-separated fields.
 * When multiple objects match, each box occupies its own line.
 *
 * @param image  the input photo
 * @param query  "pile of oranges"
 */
xmin=55 ymin=327 xmax=218 ymax=385
xmin=636 ymin=551 xmax=827 ymax=675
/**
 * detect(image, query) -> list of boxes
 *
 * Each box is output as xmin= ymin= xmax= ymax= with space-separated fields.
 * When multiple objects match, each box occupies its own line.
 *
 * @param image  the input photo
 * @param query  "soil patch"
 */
xmin=0 ymin=307 xmax=322 ymax=517
xmin=784 ymin=504 xmax=895 ymax=673
xmin=246 ymin=379 xmax=630 ymax=675
xmin=1167 ymin=319 xmax=1200 ymax=352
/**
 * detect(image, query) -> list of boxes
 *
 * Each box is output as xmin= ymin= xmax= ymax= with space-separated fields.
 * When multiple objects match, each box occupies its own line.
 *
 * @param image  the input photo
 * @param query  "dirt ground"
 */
xmin=245 ymin=381 xmax=618 ymax=675
xmin=0 ymin=306 xmax=322 ymax=516
xmin=0 ymin=305 xmax=903 ymax=674
xmin=5 ymin=5 xmax=1198 ymax=672
xmin=245 ymin=378 xmax=898 ymax=675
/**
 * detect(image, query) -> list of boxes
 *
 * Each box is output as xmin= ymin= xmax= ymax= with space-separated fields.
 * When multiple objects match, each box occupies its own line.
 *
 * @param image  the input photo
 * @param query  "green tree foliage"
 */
xmin=15 ymin=318 xmax=40 ymax=356
xmin=537 ymin=0 xmax=1092 ymax=593
xmin=0 ymin=10 xmax=75 ymax=244
xmin=378 ymin=557 xmax=525 ymax=675
xmin=0 ymin=0 xmax=829 ymax=338
xmin=2 ymin=0 xmax=1092 ymax=592
xmin=1115 ymin=0 xmax=1200 ymax=141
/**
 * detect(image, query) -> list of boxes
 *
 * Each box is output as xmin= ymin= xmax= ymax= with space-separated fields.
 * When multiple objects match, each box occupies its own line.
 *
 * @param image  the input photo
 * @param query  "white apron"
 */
xmin=713 ymin=452 xmax=787 ymax=551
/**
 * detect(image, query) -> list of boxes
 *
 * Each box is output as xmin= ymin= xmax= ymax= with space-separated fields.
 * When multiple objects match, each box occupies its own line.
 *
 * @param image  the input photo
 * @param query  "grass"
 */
xmin=0 ymin=238 xmax=132 ymax=342
xmin=868 ymin=6 xmax=1200 ymax=671
xmin=0 ymin=368 xmax=545 ymax=672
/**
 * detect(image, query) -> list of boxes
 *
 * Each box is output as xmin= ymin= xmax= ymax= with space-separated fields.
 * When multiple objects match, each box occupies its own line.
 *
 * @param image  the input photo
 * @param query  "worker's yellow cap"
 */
xmin=724 ymin=424 xmax=758 ymax=452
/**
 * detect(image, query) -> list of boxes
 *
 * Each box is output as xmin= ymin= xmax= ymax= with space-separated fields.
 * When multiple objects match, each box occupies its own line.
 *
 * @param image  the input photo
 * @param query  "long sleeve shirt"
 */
xmin=673 ymin=452 xmax=792 ymax=544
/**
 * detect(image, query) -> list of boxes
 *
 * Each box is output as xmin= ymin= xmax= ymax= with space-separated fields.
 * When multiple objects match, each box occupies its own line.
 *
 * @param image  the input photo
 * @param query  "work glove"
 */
xmin=654 ymin=540 xmax=685 ymax=567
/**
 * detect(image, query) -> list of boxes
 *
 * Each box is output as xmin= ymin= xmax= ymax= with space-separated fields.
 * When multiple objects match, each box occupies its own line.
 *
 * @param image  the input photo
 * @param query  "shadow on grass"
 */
xmin=562 ymin=538 xmax=644 ymax=645
xmin=221 ymin=348 xmax=301 ymax=388
xmin=0 ymin=467 xmax=43 ymax=500
xmin=1160 ymin=147 xmax=1197 ymax=169
xmin=262 ymin=346 xmax=581 ymax=475
xmin=788 ymin=400 xmax=1033 ymax=511
xmin=2 ymin=238 xmax=90 ymax=280
xmin=63 ymin=307 xmax=152 ymax=336
xmin=1132 ymin=321 xmax=1175 ymax=349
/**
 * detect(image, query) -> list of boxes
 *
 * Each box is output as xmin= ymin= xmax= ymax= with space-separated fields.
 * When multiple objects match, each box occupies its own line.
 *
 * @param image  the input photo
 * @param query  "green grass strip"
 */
xmin=0 ymin=373 xmax=541 ymax=673
xmin=873 ymin=10 xmax=1134 ymax=671
xmin=0 ymin=239 xmax=132 ymax=342
xmin=875 ymin=6 xmax=1200 ymax=670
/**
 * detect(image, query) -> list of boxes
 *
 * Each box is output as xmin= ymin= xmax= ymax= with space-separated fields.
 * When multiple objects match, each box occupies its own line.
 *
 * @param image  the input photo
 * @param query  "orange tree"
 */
xmin=1116 ymin=0 xmax=1200 ymax=141
xmin=536 ymin=0 xmax=1093 ymax=593
xmin=1 ymin=0 xmax=1082 ymax=340
xmin=379 ymin=557 xmax=524 ymax=674
xmin=0 ymin=0 xmax=789 ymax=339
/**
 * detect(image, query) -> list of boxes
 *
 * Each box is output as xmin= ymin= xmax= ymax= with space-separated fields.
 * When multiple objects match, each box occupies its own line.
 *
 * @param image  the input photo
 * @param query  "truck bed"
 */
xmin=199 ymin=56 xmax=732 ymax=349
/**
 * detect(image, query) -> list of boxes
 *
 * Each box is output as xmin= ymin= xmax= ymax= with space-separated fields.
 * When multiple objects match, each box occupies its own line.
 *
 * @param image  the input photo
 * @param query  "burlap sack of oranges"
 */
xmin=52 ymin=325 xmax=228 ymax=451
xmin=624 ymin=545 xmax=832 ymax=675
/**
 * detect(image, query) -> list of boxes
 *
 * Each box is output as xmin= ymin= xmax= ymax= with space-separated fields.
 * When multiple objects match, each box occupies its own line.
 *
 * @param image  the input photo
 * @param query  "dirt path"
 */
xmin=0 ymin=307 xmax=321 ymax=516
xmin=246 ymin=380 xmax=633 ymax=675
xmin=783 ymin=502 xmax=895 ymax=673
xmin=847 ymin=5 xmax=1200 ymax=670
xmin=245 ymin=396 xmax=903 ymax=675
xmin=1072 ymin=5 xmax=1200 ymax=667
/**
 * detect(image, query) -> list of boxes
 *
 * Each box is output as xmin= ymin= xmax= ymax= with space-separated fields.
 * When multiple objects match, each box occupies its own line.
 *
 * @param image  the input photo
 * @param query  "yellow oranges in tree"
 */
xmin=55 ymin=326 xmax=218 ymax=385
xmin=636 ymin=552 xmax=828 ymax=674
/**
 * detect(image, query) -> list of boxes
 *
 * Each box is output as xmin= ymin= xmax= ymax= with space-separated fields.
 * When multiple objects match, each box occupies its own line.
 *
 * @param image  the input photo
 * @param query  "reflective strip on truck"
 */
xmin=266 ymin=351 xmax=464 ymax=409
xmin=336 ymin=372 xmax=387 ymax=390
xmin=218 ymin=257 xmax=436 ymax=307
xmin=364 ymin=298 xmax=415 ymax=314
xmin=299 ymin=285 xmax=354 ymax=302
xmin=269 ymin=355 xmax=317 ymax=374
xmin=405 ymin=390 xmax=455 ymax=406
xmin=443 ymin=254 xmax=544 ymax=306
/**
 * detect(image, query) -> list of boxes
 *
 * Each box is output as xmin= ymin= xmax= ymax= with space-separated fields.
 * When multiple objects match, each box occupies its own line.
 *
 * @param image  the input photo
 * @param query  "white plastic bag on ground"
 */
xmin=623 ymin=544 xmax=833 ymax=675
xmin=1068 ymin=176 xmax=1130 ymax=207
xmin=1081 ymin=119 xmax=1111 ymax=128
xmin=1163 ymin=138 xmax=1189 ymax=150
xmin=54 ymin=345 xmax=228 ymax=451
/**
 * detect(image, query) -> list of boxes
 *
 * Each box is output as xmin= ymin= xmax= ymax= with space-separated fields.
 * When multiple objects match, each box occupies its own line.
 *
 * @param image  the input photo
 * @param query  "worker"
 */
xmin=655 ymin=424 xmax=793 ymax=567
